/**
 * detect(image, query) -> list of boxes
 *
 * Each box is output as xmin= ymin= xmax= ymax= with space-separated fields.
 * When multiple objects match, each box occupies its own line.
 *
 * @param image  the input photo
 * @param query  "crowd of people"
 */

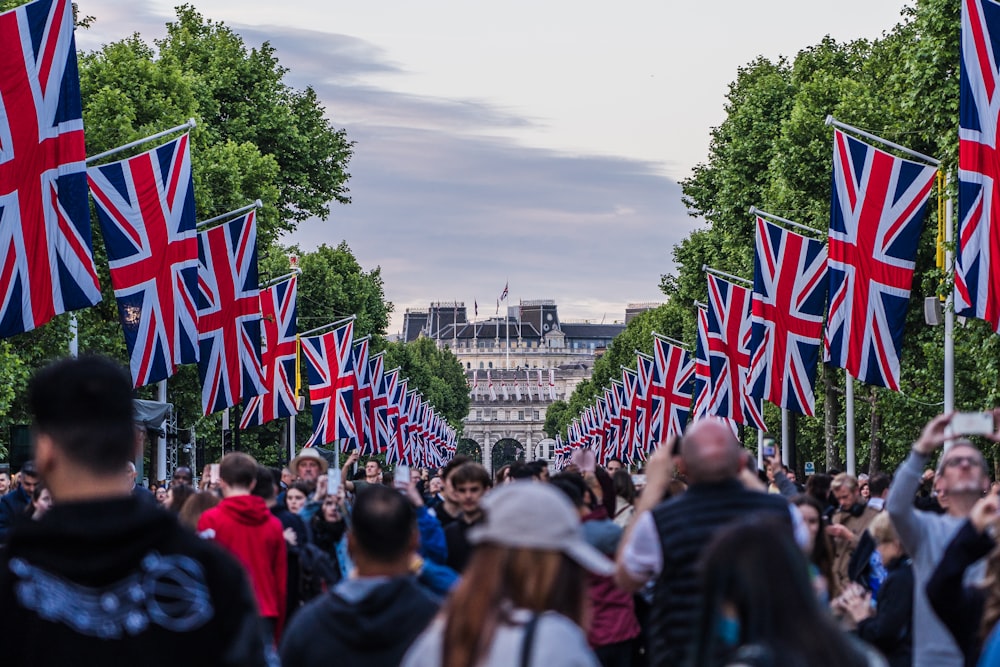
xmin=2 ymin=355 xmax=1000 ymax=667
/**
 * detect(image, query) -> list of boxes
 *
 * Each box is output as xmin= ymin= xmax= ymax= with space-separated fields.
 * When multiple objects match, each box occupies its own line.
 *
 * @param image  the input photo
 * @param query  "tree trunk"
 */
xmin=824 ymin=366 xmax=839 ymax=472
xmin=869 ymin=386 xmax=882 ymax=475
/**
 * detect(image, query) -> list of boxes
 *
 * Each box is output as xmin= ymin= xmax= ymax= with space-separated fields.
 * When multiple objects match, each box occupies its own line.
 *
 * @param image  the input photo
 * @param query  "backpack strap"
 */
xmin=520 ymin=613 xmax=540 ymax=667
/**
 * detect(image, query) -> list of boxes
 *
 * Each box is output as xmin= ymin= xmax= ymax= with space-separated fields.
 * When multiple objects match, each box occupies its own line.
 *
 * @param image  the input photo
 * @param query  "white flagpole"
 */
xmin=196 ymin=199 xmax=262 ymax=229
xmin=757 ymin=429 xmax=764 ymax=470
xmin=289 ymin=417 xmax=296 ymax=462
xmin=845 ymin=372 xmax=856 ymax=476
xmin=781 ymin=408 xmax=790 ymax=465
xmin=157 ymin=380 xmax=168 ymax=482
xmin=86 ymin=119 xmax=197 ymax=164
xmin=505 ymin=304 xmax=510 ymax=371
xmin=68 ymin=313 xmax=79 ymax=357
xmin=945 ymin=192 xmax=955 ymax=417
xmin=825 ymin=116 xmax=940 ymax=166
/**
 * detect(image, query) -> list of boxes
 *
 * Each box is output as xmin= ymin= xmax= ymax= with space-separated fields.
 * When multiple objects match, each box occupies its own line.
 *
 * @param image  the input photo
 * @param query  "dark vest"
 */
xmin=647 ymin=479 xmax=792 ymax=667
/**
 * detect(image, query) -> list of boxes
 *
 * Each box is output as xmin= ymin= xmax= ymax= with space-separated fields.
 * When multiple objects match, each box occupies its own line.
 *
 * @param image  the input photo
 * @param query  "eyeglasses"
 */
xmin=943 ymin=455 xmax=984 ymax=469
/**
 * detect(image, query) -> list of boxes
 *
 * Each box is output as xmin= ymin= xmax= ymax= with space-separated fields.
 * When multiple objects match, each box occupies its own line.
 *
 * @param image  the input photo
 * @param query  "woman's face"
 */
xmin=34 ymin=488 xmax=53 ymax=518
xmin=797 ymin=503 xmax=820 ymax=555
xmin=165 ymin=487 xmax=174 ymax=507
xmin=155 ymin=487 xmax=168 ymax=504
xmin=286 ymin=488 xmax=307 ymax=514
xmin=322 ymin=496 xmax=341 ymax=523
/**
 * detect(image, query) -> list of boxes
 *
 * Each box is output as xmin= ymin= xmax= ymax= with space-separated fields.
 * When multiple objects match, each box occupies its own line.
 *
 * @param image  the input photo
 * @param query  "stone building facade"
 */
xmin=403 ymin=299 xmax=659 ymax=474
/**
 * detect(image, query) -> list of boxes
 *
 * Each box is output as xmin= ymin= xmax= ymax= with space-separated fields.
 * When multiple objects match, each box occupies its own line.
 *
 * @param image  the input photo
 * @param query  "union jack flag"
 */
xmin=89 ymin=135 xmax=198 ymax=387
xmin=652 ymin=336 xmax=695 ymax=442
xmin=0 ymin=0 xmax=100 ymax=337
xmin=748 ymin=217 xmax=828 ymax=415
xmin=196 ymin=211 xmax=265 ymax=415
xmin=824 ymin=129 xmax=936 ymax=390
xmin=368 ymin=354 xmax=391 ymax=451
xmin=352 ymin=337 xmax=374 ymax=454
xmin=240 ymin=275 xmax=298 ymax=429
xmin=636 ymin=354 xmax=655 ymax=452
xmin=706 ymin=274 xmax=766 ymax=429
xmin=387 ymin=379 xmax=411 ymax=465
xmin=959 ymin=0 xmax=1000 ymax=333
xmin=692 ymin=307 xmax=711 ymax=422
xmin=620 ymin=367 xmax=640 ymax=463
xmin=301 ymin=320 xmax=356 ymax=447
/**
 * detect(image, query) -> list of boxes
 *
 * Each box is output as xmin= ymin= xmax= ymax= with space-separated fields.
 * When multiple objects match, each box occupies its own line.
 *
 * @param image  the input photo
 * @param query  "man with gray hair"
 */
xmin=614 ymin=418 xmax=794 ymax=667
xmin=887 ymin=411 xmax=998 ymax=667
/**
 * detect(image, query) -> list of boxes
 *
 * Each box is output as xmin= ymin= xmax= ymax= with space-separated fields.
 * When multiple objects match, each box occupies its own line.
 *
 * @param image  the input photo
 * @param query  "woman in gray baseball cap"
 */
xmin=403 ymin=481 xmax=610 ymax=667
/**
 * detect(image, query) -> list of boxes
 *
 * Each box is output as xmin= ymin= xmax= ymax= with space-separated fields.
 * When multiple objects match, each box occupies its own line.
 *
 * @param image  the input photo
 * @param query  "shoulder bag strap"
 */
xmin=519 ymin=613 xmax=540 ymax=667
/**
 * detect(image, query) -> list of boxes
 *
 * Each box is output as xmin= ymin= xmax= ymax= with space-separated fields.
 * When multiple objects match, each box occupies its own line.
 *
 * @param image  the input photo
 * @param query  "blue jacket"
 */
xmin=0 ymin=487 xmax=31 ymax=543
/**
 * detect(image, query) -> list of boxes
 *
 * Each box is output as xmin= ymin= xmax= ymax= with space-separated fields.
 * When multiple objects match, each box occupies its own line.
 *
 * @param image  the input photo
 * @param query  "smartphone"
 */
xmin=763 ymin=445 xmax=776 ymax=458
xmin=394 ymin=465 xmax=411 ymax=490
xmin=952 ymin=411 xmax=995 ymax=436
xmin=327 ymin=469 xmax=341 ymax=497
xmin=209 ymin=463 xmax=220 ymax=485
xmin=631 ymin=474 xmax=647 ymax=487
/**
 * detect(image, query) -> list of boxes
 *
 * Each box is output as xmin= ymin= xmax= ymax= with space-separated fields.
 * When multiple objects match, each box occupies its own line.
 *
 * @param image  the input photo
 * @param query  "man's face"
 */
xmin=454 ymin=481 xmax=486 ymax=515
xmin=297 ymin=459 xmax=321 ymax=482
xmin=939 ymin=445 xmax=988 ymax=497
xmin=833 ymin=486 xmax=861 ymax=510
xmin=281 ymin=468 xmax=294 ymax=486
xmin=365 ymin=461 xmax=380 ymax=479
xmin=606 ymin=460 xmax=623 ymax=474
xmin=20 ymin=473 xmax=39 ymax=496
xmin=172 ymin=467 xmax=193 ymax=487
xmin=0 ymin=473 xmax=9 ymax=494
xmin=429 ymin=477 xmax=444 ymax=494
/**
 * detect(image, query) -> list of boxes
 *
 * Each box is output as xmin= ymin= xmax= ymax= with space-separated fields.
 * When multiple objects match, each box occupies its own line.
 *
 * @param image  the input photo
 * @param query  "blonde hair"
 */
xmin=867 ymin=511 xmax=897 ymax=545
xmin=830 ymin=472 xmax=858 ymax=493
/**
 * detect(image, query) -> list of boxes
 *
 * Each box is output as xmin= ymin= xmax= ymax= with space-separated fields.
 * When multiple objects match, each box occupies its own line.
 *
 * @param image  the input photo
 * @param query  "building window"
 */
xmin=479 ymin=362 xmax=484 ymax=369
xmin=488 ymin=361 xmax=493 ymax=369
xmin=518 ymin=410 xmax=525 ymax=421
xmin=534 ymin=410 xmax=541 ymax=420
xmin=466 ymin=362 xmax=471 ymax=369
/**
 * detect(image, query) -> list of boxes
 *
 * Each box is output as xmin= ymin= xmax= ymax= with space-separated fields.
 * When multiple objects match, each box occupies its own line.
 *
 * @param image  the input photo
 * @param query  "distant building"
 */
xmin=402 ymin=299 xmax=660 ymax=474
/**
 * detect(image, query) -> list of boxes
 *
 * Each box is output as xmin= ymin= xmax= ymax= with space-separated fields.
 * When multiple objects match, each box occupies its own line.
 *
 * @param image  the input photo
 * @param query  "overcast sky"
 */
xmin=77 ymin=0 xmax=910 ymax=333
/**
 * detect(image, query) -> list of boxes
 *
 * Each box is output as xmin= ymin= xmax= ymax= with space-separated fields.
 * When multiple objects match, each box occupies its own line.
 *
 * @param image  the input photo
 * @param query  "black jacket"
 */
xmin=926 ymin=520 xmax=994 ymax=667
xmin=280 ymin=576 xmax=440 ymax=667
xmin=855 ymin=557 xmax=913 ymax=667
xmin=0 ymin=486 xmax=31 ymax=543
xmin=0 ymin=495 xmax=266 ymax=667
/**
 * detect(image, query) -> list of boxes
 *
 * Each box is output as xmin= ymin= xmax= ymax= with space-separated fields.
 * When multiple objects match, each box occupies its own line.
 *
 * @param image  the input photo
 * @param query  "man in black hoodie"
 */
xmin=0 ymin=356 xmax=267 ymax=667
xmin=280 ymin=484 xmax=440 ymax=667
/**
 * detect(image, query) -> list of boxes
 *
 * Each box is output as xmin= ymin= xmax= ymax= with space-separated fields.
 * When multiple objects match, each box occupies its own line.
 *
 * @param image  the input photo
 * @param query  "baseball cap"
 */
xmin=467 ymin=481 xmax=615 ymax=576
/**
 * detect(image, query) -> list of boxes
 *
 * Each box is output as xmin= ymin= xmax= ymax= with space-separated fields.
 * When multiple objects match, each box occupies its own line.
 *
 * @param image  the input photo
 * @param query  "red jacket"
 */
xmin=198 ymin=495 xmax=287 ymax=634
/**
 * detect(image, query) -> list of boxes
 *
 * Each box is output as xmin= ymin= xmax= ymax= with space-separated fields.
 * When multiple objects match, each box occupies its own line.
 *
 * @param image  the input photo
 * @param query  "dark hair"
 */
xmin=351 ymin=484 xmax=416 ymax=563
xmin=20 ymin=461 xmax=38 ymax=478
xmin=612 ymin=469 xmax=636 ymax=504
xmin=167 ymin=483 xmax=196 ymax=514
xmin=527 ymin=460 xmax=548 ymax=477
xmin=286 ymin=481 xmax=311 ymax=500
xmin=451 ymin=462 xmax=491 ymax=489
xmin=442 ymin=455 xmax=472 ymax=482
xmin=607 ymin=456 xmax=624 ymax=467
xmin=594 ymin=466 xmax=616 ymax=517
xmin=791 ymin=494 xmax=835 ymax=586
xmin=805 ymin=473 xmax=832 ymax=507
xmin=691 ymin=521 xmax=868 ymax=667
xmin=251 ymin=465 xmax=277 ymax=501
xmin=172 ymin=466 xmax=193 ymax=483
xmin=28 ymin=356 xmax=135 ymax=475
xmin=366 ymin=459 xmax=382 ymax=471
xmin=219 ymin=453 xmax=258 ymax=489
xmin=549 ymin=472 xmax=588 ymax=508
xmin=509 ymin=463 xmax=536 ymax=480
xmin=868 ymin=472 xmax=891 ymax=498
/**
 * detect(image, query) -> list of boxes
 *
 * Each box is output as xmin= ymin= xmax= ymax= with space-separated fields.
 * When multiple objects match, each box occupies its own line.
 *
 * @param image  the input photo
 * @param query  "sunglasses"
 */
xmin=943 ymin=455 xmax=984 ymax=469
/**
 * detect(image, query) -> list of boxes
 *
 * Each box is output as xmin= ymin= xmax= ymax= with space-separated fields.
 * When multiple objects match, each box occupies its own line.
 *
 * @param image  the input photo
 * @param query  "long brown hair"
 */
xmin=442 ymin=544 xmax=586 ymax=667
xmin=981 ymin=546 xmax=1000 ymax=642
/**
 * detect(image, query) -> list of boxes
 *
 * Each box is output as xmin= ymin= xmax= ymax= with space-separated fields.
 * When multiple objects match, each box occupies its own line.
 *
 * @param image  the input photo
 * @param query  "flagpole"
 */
xmin=757 ymin=429 xmax=764 ymax=470
xmin=85 ymin=119 xmax=197 ymax=164
xmin=702 ymin=264 xmax=753 ymax=287
xmin=945 ymin=191 xmax=955 ymax=418
xmin=505 ymin=303 xmax=510 ymax=371
xmin=781 ymin=408 xmax=790 ymax=466
xmin=301 ymin=314 xmax=357 ymax=337
xmin=289 ymin=416 xmax=296 ymax=462
xmin=68 ymin=313 xmax=78 ymax=357
xmin=652 ymin=332 xmax=689 ymax=349
xmin=825 ymin=116 xmax=940 ymax=166
xmin=157 ymin=380 xmax=167 ymax=482
xmin=749 ymin=206 xmax=825 ymax=238
xmin=845 ymin=372 xmax=856 ymax=476
xmin=264 ymin=269 xmax=301 ymax=287
xmin=196 ymin=199 xmax=262 ymax=229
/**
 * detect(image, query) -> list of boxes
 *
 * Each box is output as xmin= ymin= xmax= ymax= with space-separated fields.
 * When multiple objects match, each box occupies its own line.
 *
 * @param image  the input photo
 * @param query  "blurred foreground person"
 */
xmin=281 ymin=484 xmax=439 ymax=667
xmin=691 ymin=521 xmax=883 ymax=667
xmin=403 ymin=481 xmax=608 ymax=666
xmin=0 ymin=356 xmax=266 ymax=666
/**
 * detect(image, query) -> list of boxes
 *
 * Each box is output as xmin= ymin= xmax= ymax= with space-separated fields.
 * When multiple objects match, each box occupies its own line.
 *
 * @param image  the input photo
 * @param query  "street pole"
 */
xmin=845 ymin=373 xmax=856 ymax=476
xmin=945 ymin=192 xmax=955 ymax=416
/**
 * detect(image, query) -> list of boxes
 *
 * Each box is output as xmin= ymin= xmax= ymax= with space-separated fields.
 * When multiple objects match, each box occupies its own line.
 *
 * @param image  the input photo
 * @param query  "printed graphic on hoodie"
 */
xmin=10 ymin=551 xmax=214 ymax=638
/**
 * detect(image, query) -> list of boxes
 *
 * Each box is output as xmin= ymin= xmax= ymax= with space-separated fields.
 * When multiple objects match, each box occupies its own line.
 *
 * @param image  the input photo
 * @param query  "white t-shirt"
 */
xmin=402 ymin=608 xmax=599 ymax=667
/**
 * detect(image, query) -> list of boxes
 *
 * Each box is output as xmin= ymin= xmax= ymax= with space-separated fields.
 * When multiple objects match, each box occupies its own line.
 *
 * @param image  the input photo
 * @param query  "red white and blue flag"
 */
xmin=959 ymin=0 xmax=1000 ymax=333
xmin=352 ymin=337 xmax=374 ymax=454
xmin=692 ymin=307 xmax=712 ymax=422
xmin=196 ymin=211 xmax=265 ymax=415
xmin=636 ymin=354 xmax=655 ymax=453
xmin=301 ymin=320 xmax=356 ymax=447
xmin=706 ymin=274 xmax=766 ymax=429
xmin=89 ymin=135 xmax=198 ymax=387
xmin=748 ymin=217 xmax=828 ymax=415
xmin=824 ymin=129 xmax=936 ymax=390
xmin=368 ymin=353 xmax=390 ymax=452
xmin=651 ymin=336 xmax=695 ymax=442
xmin=240 ymin=275 xmax=298 ymax=428
xmin=0 ymin=0 xmax=101 ymax=337
xmin=620 ymin=367 xmax=640 ymax=463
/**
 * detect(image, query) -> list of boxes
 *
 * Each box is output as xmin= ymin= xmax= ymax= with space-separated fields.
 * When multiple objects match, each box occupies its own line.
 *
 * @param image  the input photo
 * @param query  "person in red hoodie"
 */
xmin=198 ymin=452 xmax=287 ymax=649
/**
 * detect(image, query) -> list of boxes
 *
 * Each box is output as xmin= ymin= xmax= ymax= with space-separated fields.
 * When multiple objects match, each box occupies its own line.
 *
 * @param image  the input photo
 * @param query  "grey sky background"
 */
xmin=76 ymin=1 xmax=910 ymax=333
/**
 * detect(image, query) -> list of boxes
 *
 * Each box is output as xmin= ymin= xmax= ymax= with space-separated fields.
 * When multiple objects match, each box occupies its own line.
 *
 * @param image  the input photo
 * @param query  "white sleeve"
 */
xmin=619 ymin=511 xmax=663 ymax=582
